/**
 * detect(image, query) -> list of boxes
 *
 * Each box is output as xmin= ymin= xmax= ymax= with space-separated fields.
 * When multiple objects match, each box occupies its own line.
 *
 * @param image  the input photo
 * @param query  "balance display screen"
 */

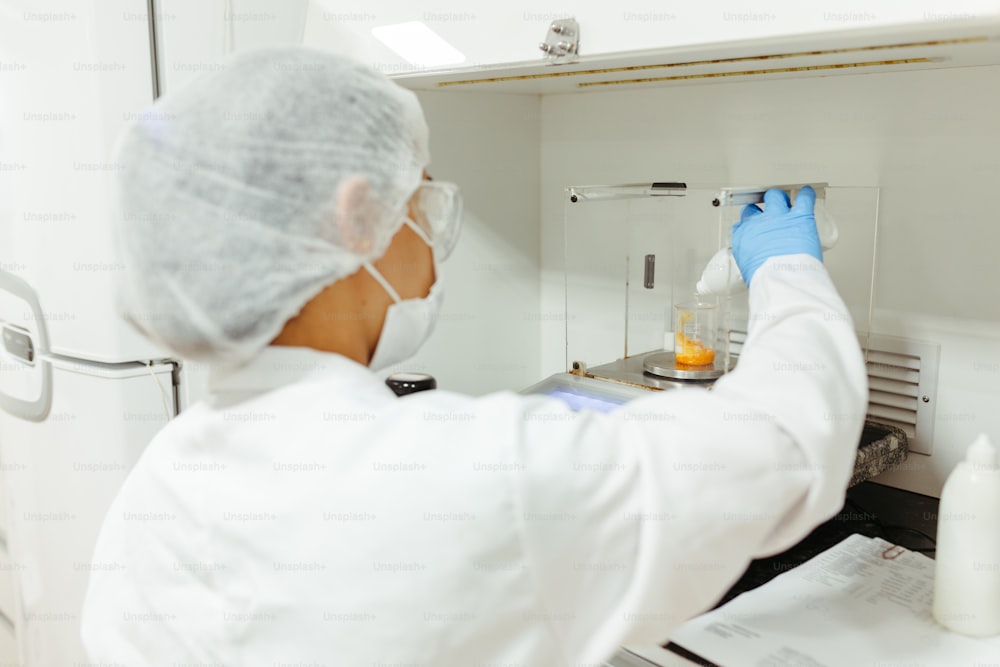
xmin=545 ymin=387 xmax=628 ymax=414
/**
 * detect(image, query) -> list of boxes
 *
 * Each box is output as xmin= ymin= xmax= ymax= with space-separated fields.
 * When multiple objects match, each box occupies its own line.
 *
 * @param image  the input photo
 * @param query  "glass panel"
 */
xmin=564 ymin=184 xmax=727 ymax=371
xmin=708 ymin=185 xmax=880 ymax=350
xmin=822 ymin=187 xmax=880 ymax=337
xmin=626 ymin=189 xmax=724 ymax=358
xmin=563 ymin=196 xmax=634 ymax=369
xmin=563 ymin=182 xmax=880 ymax=387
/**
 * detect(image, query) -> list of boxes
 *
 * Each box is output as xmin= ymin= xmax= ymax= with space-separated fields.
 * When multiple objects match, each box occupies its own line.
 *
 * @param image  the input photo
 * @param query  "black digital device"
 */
xmin=385 ymin=372 xmax=437 ymax=396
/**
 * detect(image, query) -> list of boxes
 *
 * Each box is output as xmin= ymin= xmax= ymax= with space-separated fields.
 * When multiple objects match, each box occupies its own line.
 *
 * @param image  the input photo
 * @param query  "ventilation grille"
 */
xmin=860 ymin=335 xmax=940 ymax=455
xmin=865 ymin=350 xmax=921 ymax=444
xmin=726 ymin=331 xmax=939 ymax=455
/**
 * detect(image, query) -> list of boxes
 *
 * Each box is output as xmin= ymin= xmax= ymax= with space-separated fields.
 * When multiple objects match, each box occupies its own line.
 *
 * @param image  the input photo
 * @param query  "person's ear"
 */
xmin=334 ymin=175 xmax=378 ymax=255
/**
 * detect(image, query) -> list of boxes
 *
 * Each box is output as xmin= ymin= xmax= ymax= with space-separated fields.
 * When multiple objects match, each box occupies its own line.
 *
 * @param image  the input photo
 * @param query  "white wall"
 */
xmin=539 ymin=65 xmax=1000 ymax=497
xmin=399 ymin=91 xmax=542 ymax=395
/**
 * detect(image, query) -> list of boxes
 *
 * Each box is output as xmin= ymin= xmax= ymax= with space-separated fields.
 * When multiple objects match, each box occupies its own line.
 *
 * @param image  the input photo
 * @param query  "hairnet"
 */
xmin=114 ymin=47 xmax=429 ymax=365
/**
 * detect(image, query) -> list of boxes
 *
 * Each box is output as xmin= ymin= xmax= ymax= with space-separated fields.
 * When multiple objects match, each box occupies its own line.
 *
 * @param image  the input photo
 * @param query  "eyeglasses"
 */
xmin=409 ymin=180 xmax=462 ymax=261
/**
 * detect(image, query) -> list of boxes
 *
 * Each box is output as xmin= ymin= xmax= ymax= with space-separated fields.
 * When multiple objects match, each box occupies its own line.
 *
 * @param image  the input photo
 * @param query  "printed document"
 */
xmin=668 ymin=534 xmax=1000 ymax=666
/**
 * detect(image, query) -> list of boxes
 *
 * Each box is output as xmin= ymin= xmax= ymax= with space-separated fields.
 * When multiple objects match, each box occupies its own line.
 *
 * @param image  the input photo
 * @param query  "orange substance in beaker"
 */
xmin=675 ymin=313 xmax=716 ymax=366
xmin=676 ymin=341 xmax=716 ymax=366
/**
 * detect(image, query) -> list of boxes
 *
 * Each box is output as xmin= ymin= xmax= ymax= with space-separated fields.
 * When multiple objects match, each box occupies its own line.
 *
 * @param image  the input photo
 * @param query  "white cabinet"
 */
xmin=0 ymin=544 xmax=16 ymax=624
xmin=0 ymin=482 xmax=16 ymax=665
xmin=154 ymin=0 xmax=310 ymax=94
xmin=0 ymin=615 xmax=15 ymax=665
xmin=302 ymin=0 xmax=1000 ymax=74
xmin=0 ymin=0 xmax=160 ymax=363
xmin=387 ymin=15 xmax=1000 ymax=94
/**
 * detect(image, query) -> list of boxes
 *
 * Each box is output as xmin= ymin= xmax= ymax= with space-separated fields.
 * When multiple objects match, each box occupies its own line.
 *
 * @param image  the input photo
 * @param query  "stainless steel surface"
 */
xmin=566 ymin=182 xmax=687 ymax=202
xmin=585 ymin=351 xmax=716 ymax=391
xmin=711 ymin=182 xmax=828 ymax=207
xmin=643 ymin=351 xmax=733 ymax=380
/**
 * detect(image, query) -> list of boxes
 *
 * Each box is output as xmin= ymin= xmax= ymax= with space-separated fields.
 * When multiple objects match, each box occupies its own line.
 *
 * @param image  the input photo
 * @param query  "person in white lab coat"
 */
xmin=82 ymin=48 xmax=867 ymax=666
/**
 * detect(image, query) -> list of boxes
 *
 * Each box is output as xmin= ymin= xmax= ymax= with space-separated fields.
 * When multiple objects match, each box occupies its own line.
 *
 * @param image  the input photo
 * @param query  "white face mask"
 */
xmin=364 ymin=219 xmax=444 ymax=372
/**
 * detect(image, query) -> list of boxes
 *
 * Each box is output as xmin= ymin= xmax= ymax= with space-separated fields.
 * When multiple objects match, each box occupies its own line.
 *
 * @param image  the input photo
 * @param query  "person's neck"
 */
xmin=270 ymin=269 xmax=388 ymax=365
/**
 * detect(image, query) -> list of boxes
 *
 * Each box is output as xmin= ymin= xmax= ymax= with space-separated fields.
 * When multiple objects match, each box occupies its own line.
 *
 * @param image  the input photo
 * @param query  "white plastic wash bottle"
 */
xmin=932 ymin=433 xmax=1000 ymax=637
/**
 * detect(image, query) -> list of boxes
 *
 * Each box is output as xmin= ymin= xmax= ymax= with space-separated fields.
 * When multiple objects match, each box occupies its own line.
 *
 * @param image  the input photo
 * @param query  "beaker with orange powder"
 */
xmin=674 ymin=303 xmax=717 ymax=366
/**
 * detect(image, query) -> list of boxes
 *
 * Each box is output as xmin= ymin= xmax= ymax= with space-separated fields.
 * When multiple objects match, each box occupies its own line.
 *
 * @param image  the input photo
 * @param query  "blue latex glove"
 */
xmin=733 ymin=185 xmax=823 ymax=287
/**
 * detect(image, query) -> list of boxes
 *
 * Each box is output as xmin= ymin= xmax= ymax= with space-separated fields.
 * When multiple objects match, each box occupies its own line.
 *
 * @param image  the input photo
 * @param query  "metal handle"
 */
xmin=643 ymin=254 xmax=655 ymax=289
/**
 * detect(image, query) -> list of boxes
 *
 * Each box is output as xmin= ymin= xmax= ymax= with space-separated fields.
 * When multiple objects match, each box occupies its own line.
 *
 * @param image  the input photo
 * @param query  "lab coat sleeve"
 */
xmin=511 ymin=255 xmax=867 ymax=664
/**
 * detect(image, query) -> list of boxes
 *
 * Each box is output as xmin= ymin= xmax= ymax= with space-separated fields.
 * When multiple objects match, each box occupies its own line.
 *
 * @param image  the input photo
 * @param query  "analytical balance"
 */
xmin=524 ymin=181 xmax=880 ymax=410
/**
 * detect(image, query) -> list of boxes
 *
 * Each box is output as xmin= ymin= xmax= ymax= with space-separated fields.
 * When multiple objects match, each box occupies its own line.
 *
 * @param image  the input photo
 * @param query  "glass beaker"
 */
xmin=674 ymin=303 xmax=717 ymax=366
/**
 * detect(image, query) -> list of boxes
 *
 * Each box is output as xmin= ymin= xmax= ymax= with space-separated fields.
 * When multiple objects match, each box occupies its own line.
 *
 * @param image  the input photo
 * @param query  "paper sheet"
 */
xmin=668 ymin=534 xmax=1000 ymax=666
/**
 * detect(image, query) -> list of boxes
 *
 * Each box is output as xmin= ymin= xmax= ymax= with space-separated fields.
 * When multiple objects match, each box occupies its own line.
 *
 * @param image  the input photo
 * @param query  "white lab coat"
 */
xmin=81 ymin=256 xmax=867 ymax=666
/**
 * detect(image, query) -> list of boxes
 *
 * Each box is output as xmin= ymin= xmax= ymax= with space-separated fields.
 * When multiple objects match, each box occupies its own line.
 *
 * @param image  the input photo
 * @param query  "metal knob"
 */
xmin=538 ymin=41 xmax=574 ymax=56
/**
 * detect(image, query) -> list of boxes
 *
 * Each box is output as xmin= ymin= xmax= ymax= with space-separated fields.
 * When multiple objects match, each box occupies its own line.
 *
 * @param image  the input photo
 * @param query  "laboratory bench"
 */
xmin=608 ymin=480 xmax=941 ymax=666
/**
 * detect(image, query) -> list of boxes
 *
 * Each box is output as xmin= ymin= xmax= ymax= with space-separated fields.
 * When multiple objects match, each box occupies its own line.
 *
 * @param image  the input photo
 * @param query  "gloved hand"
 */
xmin=733 ymin=185 xmax=823 ymax=287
